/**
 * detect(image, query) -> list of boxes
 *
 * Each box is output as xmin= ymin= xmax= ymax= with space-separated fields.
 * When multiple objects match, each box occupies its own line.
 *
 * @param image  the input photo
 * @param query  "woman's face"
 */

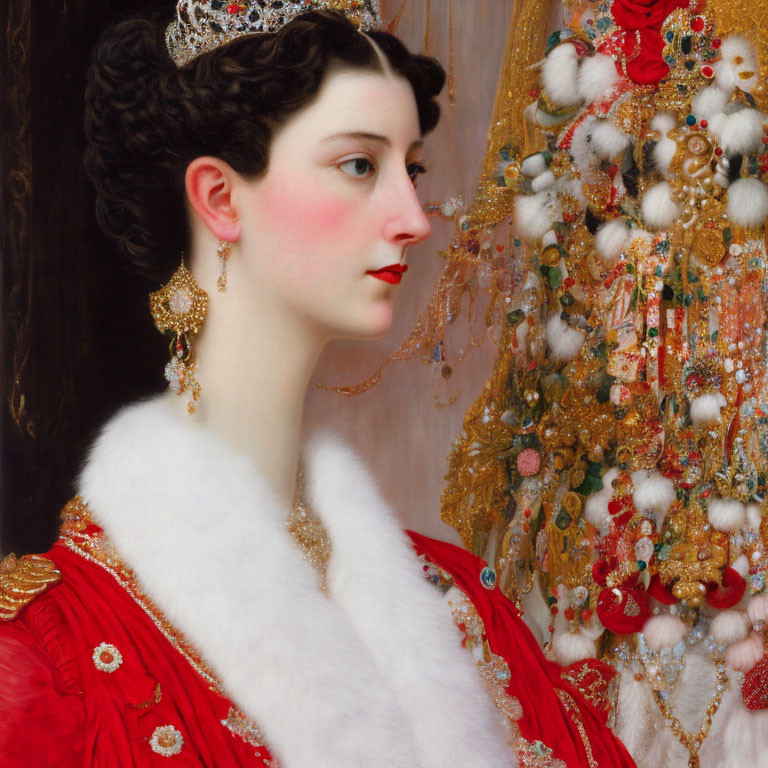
xmin=234 ymin=67 xmax=432 ymax=342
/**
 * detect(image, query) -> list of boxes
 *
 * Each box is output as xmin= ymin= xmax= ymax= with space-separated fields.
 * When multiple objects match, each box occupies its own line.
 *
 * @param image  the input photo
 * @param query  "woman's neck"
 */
xmin=178 ymin=253 xmax=327 ymax=511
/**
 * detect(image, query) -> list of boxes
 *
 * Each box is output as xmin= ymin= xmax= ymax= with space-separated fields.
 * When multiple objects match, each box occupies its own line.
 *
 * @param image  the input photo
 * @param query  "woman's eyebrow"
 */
xmin=321 ymin=131 xmax=424 ymax=152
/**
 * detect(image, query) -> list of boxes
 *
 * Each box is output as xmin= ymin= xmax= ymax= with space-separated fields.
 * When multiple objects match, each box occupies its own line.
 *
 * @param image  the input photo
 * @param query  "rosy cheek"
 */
xmin=258 ymin=175 xmax=354 ymax=253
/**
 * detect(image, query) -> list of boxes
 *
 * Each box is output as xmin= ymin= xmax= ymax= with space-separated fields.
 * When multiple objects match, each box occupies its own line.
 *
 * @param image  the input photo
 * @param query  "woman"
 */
xmin=0 ymin=3 xmax=635 ymax=766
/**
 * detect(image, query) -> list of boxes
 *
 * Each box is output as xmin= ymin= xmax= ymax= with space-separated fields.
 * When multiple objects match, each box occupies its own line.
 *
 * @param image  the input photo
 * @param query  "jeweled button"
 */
xmin=480 ymin=566 xmax=497 ymax=590
xmin=150 ymin=725 xmax=184 ymax=757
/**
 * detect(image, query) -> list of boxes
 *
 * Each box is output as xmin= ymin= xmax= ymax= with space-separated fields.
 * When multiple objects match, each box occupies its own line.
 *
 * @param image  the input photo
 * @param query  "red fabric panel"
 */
xmin=0 ymin=618 xmax=85 ymax=766
xmin=407 ymin=530 xmax=637 ymax=768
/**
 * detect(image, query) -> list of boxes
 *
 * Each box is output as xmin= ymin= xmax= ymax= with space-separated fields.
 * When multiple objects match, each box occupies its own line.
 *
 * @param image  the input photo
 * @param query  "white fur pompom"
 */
xmin=546 ymin=313 xmax=585 ymax=362
xmin=710 ymin=108 xmax=765 ymax=156
xmin=726 ymin=631 xmax=763 ymax=672
xmin=689 ymin=392 xmax=726 ymax=427
xmin=732 ymin=553 xmax=750 ymax=578
xmin=589 ymin=120 xmax=631 ymax=160
xmin=632 ymin=470 xmax=675 ymax=529
xmin=552 ymin=628 xmax=597 ymax=665
xmin=585 ymin=467 xmax=618 ymax=535
xmin=514 ymin=192 xmax=553 ymax=240
xmin=747 ymin=594 xmax=768 ymax=626
xmin=715 ymin=36 xmax=759 ymax=94
xmin=727 ymin=178 xmax=768 ymax=229
xmin=642 ymin=182 xmax=680 ymax=230
xmin=651 ymin=112 xmax=677 ymax=176
xmin=521 ymin=153 xmax=550 ymax=178
xmin=531 ymin=170 xmax=556 ymax=193
xmin=578 ymin=54 xmax=618 ymax=105
xmin=708 ymin=496 xmax=747 ymax=532
xmin=692 ymin=86 xmax=730 ymax=122
xmin=712 ymin=610 xmax=750 ymax=646
xmin=594 ymin=218 xmax=629 ymax=265
xmin=643 ymin=613 xmax=687 ymax=651
xmin=542 ymin=43 xmax=582 ymax=107
xmin=746 ymin=504 xmax=764 ymax=531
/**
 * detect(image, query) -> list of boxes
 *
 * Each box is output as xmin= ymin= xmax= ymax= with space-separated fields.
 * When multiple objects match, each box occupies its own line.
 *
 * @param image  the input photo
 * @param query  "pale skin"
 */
xmin=175 ymin=62 xmax=432 ymax=511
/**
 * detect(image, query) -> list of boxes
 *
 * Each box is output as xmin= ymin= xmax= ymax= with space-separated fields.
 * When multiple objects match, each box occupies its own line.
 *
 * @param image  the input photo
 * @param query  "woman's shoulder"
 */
xmin=0 ymin=550 xmax=86 ymax=766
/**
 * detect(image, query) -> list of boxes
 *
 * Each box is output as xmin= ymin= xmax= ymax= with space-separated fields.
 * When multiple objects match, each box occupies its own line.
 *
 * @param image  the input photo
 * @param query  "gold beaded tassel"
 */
xmin=217 ymin=240 xmax=231 ymax=292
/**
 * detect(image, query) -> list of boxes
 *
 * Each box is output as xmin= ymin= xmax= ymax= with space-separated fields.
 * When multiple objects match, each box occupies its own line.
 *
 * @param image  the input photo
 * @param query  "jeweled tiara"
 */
xmin=166 ymin=0 xmax=383 ymax=67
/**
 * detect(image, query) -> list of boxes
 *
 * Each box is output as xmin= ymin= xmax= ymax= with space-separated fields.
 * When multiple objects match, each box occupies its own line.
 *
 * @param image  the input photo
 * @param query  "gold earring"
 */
xmin=217 ymin=240 xmax=231 ymax=292
xmin=149 ymin=257 xmax=208 ymax=414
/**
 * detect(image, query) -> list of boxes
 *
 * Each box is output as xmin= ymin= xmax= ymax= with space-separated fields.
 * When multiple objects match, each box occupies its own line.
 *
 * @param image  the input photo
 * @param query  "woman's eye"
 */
xmin=407 ymin=162 xmax=427 ymax=185
xmin=339 ymin=158 xmax=375 ymax=178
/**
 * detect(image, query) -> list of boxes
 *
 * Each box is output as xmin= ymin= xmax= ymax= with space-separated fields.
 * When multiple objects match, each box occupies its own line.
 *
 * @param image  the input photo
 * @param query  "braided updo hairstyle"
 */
xmin=84 ymin=9 xmax=445 ymax=281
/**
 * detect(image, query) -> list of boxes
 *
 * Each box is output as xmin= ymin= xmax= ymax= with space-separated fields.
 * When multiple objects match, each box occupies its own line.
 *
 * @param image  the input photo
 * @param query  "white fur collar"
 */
xmin=78 ymin=395 xmax=510 ymax=768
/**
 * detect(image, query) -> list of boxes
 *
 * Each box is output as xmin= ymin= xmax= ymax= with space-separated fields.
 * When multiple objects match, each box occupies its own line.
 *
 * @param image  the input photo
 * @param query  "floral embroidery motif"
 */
xmin=561 ymin=659 xmax=617 ymax=726
xmin=92 ymin=642 xmax=123 ymax=673
xmin=150 ymin=725 xmax=184 ymax=757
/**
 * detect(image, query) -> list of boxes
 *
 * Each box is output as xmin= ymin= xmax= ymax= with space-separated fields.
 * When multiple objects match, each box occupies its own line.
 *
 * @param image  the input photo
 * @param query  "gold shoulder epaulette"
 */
xmin=0 ymin=553 xmax=62 ymax=621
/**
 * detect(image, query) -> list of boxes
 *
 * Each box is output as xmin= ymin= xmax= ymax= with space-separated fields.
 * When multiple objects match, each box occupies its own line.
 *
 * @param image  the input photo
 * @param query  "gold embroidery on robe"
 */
xmin=0 ymin=553 xmax=61 ymax=621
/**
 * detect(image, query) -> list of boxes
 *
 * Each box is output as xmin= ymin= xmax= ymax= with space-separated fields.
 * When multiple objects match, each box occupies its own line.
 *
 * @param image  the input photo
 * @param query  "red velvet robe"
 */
xmin=0 ymin=509 xmax=635 ymax=767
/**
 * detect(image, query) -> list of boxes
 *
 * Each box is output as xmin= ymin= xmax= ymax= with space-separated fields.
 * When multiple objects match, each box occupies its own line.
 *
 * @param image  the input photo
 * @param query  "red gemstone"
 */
xmin=551 ymin=605 xmax=559 ymax=615
xmin=700 ymin=119 xmax=708 ymax=129
xmin=701 ymin=65 xmax=714 ymax=79
xmin=582 ymin=608 xmax=593 ymax=622
xmin=711 ymin=38 xmax=722 ymax=49
xmin=226 ymin=3 xmax=240 ymax=13
xmin=691 ymin=16 xmax=705 ymax=33
xmin=715 ymin=147 xmax=723 ymax=156
xmin=564 ymin=607 xmax=576 ymax=621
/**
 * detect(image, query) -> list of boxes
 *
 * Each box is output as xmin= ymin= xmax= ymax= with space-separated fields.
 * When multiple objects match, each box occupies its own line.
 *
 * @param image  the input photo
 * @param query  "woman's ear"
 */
xmin=185 ymin=157 xmax=242 ymax=242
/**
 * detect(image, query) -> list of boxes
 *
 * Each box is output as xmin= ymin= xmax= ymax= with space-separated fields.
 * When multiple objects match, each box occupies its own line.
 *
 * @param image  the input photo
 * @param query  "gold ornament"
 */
xmin=0 ymin=553 xmax=61 ymax=621
xmin=149 ymin=260 xmax=208 ymax=414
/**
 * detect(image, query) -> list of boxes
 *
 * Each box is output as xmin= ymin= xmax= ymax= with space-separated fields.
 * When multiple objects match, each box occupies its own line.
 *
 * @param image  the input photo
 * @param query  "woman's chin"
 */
xmin=333 ymin=301 xmax=395 ymax=341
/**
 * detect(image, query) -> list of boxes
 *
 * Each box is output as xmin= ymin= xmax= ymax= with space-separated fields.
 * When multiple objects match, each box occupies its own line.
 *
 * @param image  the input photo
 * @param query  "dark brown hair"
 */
xmin=84 ymin=9 xmax=445 ymax=280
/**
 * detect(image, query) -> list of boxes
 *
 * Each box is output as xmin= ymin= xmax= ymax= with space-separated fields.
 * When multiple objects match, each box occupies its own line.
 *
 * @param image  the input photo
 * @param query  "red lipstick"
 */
xmin=366 ymin=264 xmax=408 ymax=285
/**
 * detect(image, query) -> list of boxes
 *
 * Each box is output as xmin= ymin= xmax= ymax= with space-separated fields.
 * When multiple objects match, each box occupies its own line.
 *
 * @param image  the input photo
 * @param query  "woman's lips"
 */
xmin=366 ymin=264 xmax=408 ymax=285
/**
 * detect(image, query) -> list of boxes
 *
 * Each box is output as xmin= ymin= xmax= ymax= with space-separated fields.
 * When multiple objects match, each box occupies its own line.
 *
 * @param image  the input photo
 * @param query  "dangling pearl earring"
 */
xmin=217 ymin=240 xmax=232 ymax=292
xmin=149 ymin=257 xmax=208 ymax=414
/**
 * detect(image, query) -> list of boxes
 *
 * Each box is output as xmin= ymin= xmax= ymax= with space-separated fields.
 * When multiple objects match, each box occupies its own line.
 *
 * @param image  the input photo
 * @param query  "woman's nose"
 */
xmin=382 ymin=174 xmax=432 ymax=247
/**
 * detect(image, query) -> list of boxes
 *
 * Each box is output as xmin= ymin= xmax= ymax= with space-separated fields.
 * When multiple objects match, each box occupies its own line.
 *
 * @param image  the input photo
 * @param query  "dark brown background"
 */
xmin=1 ymin=1 xmax=167 ymax=556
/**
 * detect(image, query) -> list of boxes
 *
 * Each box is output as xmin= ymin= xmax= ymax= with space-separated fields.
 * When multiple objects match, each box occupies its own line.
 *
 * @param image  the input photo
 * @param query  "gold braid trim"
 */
xmin=0 ymin=553 xmax=61 ymax=621
xmin=555 ymin=689 xmax=599 ymax=768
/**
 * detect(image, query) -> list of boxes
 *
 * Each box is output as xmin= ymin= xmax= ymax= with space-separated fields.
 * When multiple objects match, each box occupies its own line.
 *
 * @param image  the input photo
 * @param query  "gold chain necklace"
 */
xmin=287 ymin=464 xmax=332 ymax=591
xmin=639 ymin=648 xmax=728 ymax=768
